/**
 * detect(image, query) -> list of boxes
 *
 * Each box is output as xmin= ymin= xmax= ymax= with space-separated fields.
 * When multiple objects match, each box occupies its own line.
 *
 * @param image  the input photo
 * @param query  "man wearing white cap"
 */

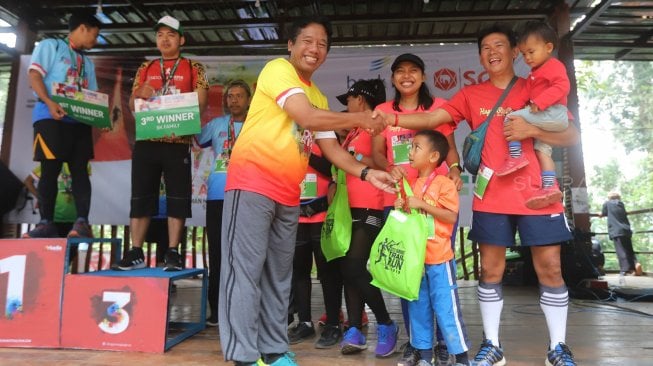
xmin=115 ymin=15 xmax=209 ymax=271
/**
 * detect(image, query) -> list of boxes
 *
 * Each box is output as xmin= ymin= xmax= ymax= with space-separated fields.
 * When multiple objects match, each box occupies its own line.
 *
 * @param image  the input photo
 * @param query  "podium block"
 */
xmin=65 ymin=238 xmax=122 ymax=273
xmin=0 ymin=238 xmax=67 ymax=348
xmin=60 ymin=268 xmax=206 ymax=353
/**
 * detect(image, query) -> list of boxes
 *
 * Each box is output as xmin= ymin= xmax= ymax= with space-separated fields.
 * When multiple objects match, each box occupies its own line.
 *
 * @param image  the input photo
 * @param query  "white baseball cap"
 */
xmin=154 ymin=15 xmax=183 ymax=36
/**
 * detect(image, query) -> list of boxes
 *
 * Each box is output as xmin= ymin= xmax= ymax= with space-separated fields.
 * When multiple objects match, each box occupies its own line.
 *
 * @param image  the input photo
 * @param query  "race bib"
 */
xmin=426 ymin=214 xmax=436 ymax=240
xmin=474 ymin=165 xmax=494 ymax=200
xmin=391 ymin=134 xmax=412 ymax=165
xmin=300 ymin=173 xmax=317 ymax=199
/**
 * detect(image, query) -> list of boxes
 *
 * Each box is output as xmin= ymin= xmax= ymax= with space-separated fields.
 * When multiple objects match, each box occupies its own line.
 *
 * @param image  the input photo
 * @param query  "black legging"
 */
xmin=292 ymin=222 xmax=343 ymax=326
xmin=38 ymin=157 xmax=91 ymax=221
xmin=340 ymin=208 xmax=390 ymax=329
xmin=206 ymin=199 xmax=223 ymax=319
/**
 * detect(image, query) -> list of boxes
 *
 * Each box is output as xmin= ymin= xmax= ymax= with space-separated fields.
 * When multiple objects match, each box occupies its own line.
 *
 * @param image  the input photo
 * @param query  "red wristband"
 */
xmin=393 ymin=113 xmax=399 ymax=127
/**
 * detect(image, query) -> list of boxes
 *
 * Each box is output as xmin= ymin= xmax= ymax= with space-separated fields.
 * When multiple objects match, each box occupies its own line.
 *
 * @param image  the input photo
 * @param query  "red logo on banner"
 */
xmin=433 ymin=68 xmax=458 ymax=91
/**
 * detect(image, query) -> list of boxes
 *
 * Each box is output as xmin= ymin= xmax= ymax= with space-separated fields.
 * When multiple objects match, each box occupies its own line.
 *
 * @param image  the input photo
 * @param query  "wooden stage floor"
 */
xmin=1 ymin=275 xmax=652 ymax=365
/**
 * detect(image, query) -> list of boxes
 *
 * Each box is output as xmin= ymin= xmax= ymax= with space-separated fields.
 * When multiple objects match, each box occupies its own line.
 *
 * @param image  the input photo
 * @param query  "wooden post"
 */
xmin=550 ymin=1 xmax=591 ymax=235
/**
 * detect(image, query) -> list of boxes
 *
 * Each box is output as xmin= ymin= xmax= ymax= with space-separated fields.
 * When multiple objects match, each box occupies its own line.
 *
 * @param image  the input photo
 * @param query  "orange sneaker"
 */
xmin=525 ymin=188 xmax=563 ymax=210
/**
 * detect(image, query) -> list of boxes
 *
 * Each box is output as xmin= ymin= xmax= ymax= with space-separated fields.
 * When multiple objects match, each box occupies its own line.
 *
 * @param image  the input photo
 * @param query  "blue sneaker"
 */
xmin=471 ymin=339 xmax=506 ymax=366
xmin=267 ymin=352 xmax=297 ymax=366
xmin=340 ymin=327 xmax=367 ymax=354
xmin=546 ymin=343 xmax=576 ymax=366
xmin=375 ymin=321 xmax=399 ymax=357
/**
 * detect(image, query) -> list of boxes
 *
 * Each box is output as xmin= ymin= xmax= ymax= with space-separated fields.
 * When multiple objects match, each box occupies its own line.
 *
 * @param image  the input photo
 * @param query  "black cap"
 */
xmin=390 ymin=53 xmax=425 ymax=72
xmin=336 ymin=79 xmax=386 ymax=107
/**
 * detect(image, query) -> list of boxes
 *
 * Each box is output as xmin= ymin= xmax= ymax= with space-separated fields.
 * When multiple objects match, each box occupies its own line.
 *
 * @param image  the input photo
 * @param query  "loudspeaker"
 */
xmin=0 ymin=161 xmax=23 ymax=216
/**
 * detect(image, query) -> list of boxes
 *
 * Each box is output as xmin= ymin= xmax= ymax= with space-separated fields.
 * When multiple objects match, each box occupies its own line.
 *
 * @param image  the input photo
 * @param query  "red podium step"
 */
xmin=60 ymin=267 xmax=207 ymax=353
xmin=0 ymin=238 xmax=67 ymax=348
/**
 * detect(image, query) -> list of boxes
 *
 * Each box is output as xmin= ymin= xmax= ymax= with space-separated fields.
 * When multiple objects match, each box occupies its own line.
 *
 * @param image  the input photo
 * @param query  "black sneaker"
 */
xmin=112 ymin=247 xmax=146 ymax=271
xmin=206 ymin=316 xmax=218 ymax=327
xmin=22 ymin=221 xmax=58 ymax=238
xmin=163 ymin=248 xmax=183 ymax=271
xmin=434 ymin=341 xmax=455 ymax=365
xmin=288 ymin=321 xmax=315 ymax=344
xmin=315 ymin=325 xmax=341 ymax=349
xmin=398 ymin=341 xmax=420 ymax=366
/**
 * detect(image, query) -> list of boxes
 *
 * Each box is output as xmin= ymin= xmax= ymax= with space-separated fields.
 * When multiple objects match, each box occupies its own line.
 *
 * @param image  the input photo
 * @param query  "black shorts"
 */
xmin=33 ymin=119 xmax=93 ymax=161
xmin=129 ymin=141 xmax=192 ymax=219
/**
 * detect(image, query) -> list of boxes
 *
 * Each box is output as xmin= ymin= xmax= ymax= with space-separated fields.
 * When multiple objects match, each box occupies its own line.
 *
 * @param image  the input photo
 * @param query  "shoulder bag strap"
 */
xmin=474 ymin=75 xmax=519 ymax=131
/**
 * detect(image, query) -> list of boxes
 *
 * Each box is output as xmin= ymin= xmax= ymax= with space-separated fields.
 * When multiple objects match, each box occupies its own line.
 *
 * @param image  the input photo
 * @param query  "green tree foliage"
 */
xmin=576 ymin=60 xmax=652 ymax=271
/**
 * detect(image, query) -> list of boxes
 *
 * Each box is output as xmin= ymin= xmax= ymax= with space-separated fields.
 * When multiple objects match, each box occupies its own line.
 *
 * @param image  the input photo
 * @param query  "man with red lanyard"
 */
xmin=115 ymin=15 xmax=209 ymax=271
xmin=376 ymin=24 xmax=580 ymax=366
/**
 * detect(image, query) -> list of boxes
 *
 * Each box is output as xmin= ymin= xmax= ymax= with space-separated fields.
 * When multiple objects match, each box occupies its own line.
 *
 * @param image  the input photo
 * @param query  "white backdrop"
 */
xmin=5 ymin=44 xmax=528 ymax=227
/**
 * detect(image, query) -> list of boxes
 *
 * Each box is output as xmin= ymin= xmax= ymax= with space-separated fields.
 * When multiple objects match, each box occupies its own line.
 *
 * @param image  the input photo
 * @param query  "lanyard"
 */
xmin=226 ymin=116 xmax=236 ymax=155
xmin=159 ymin=57 xmax=182 ymax=95
xmin=421 ymin=171 xmax=438 ymax=196
xmin=341 ymin=128 xmax=361 ymax=149
xmin=65 ymin=39 xmax=84 ymax=89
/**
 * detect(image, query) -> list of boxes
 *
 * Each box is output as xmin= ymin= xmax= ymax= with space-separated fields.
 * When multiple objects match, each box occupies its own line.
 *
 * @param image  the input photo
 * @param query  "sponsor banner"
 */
xmin=134 ymin=92 xmax=201 ymax=140
xmin=50 ymin=85 xmax=110 ymax=128
xmin=0 ymin=238 xmax=67 ymax=348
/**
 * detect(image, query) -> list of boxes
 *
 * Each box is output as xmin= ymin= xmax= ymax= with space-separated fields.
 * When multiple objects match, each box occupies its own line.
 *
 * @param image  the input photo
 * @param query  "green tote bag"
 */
xmin=369 ymin=179 xmax=428 ymax=301
xmin=320 ymin=168 xmax=352 ymax=261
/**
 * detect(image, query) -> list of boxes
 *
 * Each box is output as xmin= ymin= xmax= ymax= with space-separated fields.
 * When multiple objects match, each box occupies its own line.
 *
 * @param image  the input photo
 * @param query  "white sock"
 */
xmin=477 ymin=282 xmax=503 ymax=346
xmin=539 ymin=284 xmax=569 ymax=349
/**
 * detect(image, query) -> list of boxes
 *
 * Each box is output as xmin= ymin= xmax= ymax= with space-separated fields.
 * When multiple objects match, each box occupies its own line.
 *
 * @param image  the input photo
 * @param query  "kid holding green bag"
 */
xmin=394 ymin=130 xmax=471 ymax=366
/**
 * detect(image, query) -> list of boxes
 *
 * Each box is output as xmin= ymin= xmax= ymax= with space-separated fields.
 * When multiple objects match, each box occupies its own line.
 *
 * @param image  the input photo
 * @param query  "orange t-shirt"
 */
xmin=412 ymin=175 xmax=459 ymax=264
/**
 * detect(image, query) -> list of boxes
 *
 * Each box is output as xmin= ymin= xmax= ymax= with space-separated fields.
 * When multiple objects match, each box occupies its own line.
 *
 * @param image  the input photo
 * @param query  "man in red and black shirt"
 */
xmin=115 ymin=15 xmax=209 ymax=271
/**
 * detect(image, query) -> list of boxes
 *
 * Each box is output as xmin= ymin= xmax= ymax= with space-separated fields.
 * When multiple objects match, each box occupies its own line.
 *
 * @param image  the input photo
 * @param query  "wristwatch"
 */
xmin=359 ymin=166 xmax=370 ymax=181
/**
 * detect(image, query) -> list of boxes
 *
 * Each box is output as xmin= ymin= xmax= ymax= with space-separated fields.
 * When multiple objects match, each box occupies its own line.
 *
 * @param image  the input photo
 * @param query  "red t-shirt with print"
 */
xmin=441 ymin=78 xmax=564 ymax=215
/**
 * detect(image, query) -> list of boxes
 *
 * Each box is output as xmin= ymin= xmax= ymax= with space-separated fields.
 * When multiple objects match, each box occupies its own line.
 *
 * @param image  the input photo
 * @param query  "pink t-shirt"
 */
xmin=375 ymin=98 xmax=455 ymax=207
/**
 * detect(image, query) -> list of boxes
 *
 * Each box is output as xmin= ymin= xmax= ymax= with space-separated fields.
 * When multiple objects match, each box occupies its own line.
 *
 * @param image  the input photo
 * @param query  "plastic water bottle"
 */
xmin=618 ymin=273 xmax=626 ymax=286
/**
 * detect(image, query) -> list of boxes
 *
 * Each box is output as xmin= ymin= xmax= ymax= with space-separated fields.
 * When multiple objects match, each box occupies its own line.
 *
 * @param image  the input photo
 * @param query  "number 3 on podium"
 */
xmin=98 ymin=291 xmax=131 ymax=334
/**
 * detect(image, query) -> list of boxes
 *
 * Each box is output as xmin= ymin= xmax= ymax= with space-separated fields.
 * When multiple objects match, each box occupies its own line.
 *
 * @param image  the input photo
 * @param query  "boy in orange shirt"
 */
xmin=395 ymin=130 xmax=471 ymax=366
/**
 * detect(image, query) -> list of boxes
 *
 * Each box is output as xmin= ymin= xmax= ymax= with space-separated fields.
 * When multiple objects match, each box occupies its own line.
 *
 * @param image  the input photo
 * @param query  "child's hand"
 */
xmin=394 ymin=197 xmax=404 ymax=210
xmin=405 ymin=196 xmax=423 ymax=210
xmin=529 ymin=103 xmax=540 ymax=113
xmin=388 ymin=165 xmax=408 ymax=180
